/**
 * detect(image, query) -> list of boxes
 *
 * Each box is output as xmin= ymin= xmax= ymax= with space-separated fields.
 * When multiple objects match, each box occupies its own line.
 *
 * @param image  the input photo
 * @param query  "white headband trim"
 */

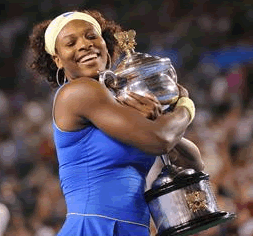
xmin=44 ymin=12 xmax=102 ymax=55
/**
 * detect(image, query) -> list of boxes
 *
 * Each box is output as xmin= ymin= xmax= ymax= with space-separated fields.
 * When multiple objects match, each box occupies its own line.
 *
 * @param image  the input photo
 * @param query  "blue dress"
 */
xmin=53 ymin=119 xmax=156 ymax=235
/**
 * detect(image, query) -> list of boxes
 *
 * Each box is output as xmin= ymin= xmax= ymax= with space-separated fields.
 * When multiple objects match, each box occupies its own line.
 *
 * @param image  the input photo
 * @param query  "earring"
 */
xmin=56 ymin=68 xmax=67 ymax=87
xmin=106 ymin=52 xmax=112 ymax=70
xmin=64 ymin=75 xmax=67 ymax=84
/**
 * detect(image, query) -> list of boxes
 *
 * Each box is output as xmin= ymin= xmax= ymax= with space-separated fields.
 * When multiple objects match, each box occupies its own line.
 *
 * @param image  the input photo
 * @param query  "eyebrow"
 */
xmin=61 ymin=27 xmax=96 ymax=40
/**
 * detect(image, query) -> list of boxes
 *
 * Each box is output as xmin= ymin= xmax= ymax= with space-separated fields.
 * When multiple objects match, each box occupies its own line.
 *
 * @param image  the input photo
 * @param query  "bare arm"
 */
xmin=54 ymin=78 xmax=191 ymax=156
xmin=117 ymin=86 xmax=205 ymax=171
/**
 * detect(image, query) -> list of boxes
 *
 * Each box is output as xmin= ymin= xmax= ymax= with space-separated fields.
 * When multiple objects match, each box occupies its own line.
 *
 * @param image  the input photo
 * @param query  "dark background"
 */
xmin=0 ymin=0 xmax=253 ymax=235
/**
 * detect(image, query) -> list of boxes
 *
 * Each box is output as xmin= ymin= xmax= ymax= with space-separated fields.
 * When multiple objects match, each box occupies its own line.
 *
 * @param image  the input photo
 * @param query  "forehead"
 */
xmin=57 ymin=20 xmax=96 ymax=39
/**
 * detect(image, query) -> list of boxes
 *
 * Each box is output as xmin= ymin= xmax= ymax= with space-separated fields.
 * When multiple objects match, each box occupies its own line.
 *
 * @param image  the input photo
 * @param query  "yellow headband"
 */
xmin=44 ymin=12 xmax=102 ymax=55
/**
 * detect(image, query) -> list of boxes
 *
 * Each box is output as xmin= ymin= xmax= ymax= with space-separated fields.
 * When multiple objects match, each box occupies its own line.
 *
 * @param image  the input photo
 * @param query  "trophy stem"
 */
xmin=160 ymin=155 xmax=171 ymax=166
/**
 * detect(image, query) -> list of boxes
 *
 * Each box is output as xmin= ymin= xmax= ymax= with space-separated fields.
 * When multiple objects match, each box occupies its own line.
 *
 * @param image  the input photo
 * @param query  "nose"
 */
xmin=77 ymin=37 xmax=93 ymax=51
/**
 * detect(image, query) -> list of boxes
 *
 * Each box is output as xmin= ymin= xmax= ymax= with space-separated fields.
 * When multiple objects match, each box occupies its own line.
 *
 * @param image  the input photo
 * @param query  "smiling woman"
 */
xmin=28 ymin=9 xmax=203 ymax=236
xmin=53 ymin=19 xmax=108 ymax=79
xmin=30 ymin=10 xmax=121 ymax=88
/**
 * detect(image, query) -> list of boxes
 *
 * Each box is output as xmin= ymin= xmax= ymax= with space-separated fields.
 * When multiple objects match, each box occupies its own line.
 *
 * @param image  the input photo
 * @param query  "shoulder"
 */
xmin=57 ymin=77 xmax=112 ymax=103
xmin=55 ymin=77 xmax=116 ymax=117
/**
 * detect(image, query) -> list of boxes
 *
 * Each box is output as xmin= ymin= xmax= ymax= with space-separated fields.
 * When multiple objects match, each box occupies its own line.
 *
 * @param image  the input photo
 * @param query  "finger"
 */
xmin=115 ymin=97 xmax=124 ymax=105
xmin=127 ymin=92 xmax=148 ymax=103
xmin=123 ymin=100 xmax=160 ymax=120
xmin=177 ymin=84 xmax=189 ymax=98
xmin=142 ymin=93 xmax=160 ymax=104
xmin=128 ymin=92 xmax=160 ymax=104
xmin=168 ymin=148 xmax=179 ymax=163
xmin=121 ymin=96 xmax=148 ymax=112
xmin=119 ymin=93 xmax=162 ymax=119
xmin=156 ymin=104 xmax=162 ymax=115
xmin=122 ymin=94 xmax=158 ymax=112
xmin=125 ymin=99 xmax=157 ymax=118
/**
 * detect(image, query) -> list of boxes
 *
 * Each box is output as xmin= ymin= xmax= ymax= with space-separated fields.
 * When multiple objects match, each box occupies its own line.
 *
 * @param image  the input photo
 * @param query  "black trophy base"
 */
xmin=158 ymin=211 xmax=235 ymax=236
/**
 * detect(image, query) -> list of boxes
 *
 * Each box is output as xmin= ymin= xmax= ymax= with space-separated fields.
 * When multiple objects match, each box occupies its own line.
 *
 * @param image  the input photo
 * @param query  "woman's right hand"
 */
xmin=117 ymin=92 xmax=162 ymax=120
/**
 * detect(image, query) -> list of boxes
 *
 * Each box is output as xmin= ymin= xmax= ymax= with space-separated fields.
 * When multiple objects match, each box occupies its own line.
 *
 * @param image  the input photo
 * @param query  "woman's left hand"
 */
xmin=168 ymin=138 xmax=204 ymax=172
xmin=117 ymin=92 xmax=162 ymax=120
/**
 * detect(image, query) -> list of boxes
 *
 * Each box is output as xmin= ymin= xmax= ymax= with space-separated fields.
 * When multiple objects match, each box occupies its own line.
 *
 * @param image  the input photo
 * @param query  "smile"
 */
xmin=77 ymin=53 xmax=99 ymax=64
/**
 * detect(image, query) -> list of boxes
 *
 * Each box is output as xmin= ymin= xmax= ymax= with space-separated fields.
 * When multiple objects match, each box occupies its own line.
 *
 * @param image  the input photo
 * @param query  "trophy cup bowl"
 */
xmin=99 ymin=30 xmax=235 ymax=236
xmin=99 ymin=30 xmax=179 ymax=111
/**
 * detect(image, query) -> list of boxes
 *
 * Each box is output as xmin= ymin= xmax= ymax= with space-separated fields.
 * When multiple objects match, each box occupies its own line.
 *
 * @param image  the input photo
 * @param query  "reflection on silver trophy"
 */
xmin=99 ymin=30 xmax=235 ymax=236
xmin=99 ymin=30 xmax=179 ymax=112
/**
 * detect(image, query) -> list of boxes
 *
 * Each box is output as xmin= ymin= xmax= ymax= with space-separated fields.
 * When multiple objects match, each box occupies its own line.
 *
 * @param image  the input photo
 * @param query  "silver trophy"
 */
xmin=99 ymin=30 xmax=179 ymax=112
xmin=99 ymin=30 xmax=235 ymax=236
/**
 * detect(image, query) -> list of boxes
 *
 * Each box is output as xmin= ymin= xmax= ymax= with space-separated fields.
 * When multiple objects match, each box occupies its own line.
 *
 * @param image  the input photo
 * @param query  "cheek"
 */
xmin=59 ymin=52 xmax=76 ymax=69
xmin=100 ymin=39 xmax=108 ymax=57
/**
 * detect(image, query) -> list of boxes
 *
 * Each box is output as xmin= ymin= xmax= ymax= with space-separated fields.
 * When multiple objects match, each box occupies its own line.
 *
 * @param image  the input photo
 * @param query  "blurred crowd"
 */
xmin=0 ymin=0 xmax=252 ymax=235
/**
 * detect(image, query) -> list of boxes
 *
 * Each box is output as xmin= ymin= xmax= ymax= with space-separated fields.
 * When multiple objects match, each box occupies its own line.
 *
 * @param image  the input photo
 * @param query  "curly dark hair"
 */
xmin=29 ymin=9 xmax=122 ymax=88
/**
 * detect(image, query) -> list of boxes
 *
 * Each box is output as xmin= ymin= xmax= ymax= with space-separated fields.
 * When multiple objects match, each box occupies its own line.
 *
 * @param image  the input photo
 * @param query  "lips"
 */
xmin=77 ymin=53 xmax=99 ymax=64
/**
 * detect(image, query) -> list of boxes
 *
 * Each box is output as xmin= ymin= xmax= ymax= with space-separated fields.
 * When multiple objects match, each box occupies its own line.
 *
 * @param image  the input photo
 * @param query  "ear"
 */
xmin=52 ymin=54 xmax=63 ymax=69
xmin=106 ymin=52 xmax=112 ymax=70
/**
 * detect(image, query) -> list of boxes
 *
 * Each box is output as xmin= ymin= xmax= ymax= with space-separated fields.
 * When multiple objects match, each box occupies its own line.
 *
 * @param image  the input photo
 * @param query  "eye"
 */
xmin=66 ymin=40 xmax=75 ymax=47
xmin=85 ymin=30 xmax=98 ymax=40
xmin=87 ymin=34 xmax=97 ymax=40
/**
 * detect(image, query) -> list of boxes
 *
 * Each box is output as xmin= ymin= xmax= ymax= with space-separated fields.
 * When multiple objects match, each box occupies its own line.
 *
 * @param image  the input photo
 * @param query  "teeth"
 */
xmin=79 ymin=54 xmax=97 ymax=63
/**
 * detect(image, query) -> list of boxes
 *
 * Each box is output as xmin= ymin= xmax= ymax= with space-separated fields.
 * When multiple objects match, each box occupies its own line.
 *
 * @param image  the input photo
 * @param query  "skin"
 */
xmin=53 ymin=20 xmax=108 ymax=79
xmin=52 ymin=19 xmax=204 ymax=171
xmin=124 ymin=89 xmax=204 ymax=171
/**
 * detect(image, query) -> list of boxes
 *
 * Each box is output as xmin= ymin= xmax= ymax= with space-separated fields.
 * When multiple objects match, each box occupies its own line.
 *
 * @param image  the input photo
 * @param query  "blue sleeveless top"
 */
xmin=53 ymin=120 xmax=156 ymax=227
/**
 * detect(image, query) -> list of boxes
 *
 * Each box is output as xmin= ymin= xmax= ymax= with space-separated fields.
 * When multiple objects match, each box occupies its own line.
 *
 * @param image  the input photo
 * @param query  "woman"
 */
xmin=29 ymin=9 xmax=203 ymax=236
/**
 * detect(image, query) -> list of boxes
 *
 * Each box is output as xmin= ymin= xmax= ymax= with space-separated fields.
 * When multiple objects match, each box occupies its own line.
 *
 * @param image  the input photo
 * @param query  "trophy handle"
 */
xmin=160 ymin=154 xmax=171 ymax=166
xmin=99 ymin=70 xmax=118 ymax=89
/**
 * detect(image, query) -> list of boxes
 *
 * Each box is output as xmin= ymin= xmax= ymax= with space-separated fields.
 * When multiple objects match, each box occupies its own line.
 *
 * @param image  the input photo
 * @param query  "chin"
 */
xmin=89 ymin=70 xmax=100 ymax=79
xmin=84 ymin=61 xmax=105 ymax=73
xmin=70 ymin=63 xmax=106 ymax=79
